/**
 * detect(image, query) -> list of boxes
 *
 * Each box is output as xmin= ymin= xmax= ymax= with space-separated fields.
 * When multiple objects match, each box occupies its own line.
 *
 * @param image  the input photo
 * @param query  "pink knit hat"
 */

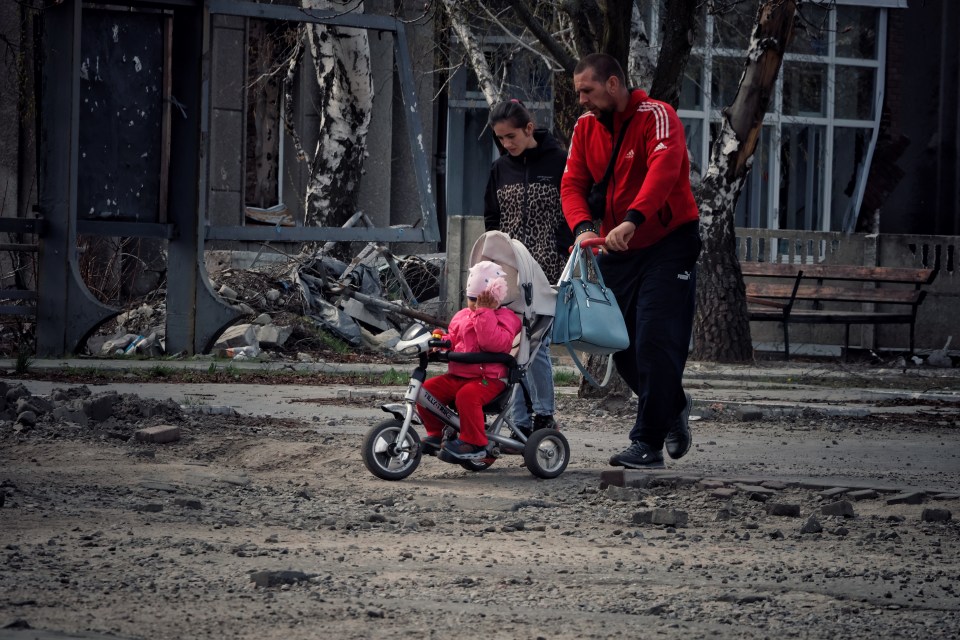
xmin=466 ymin=260 xmax=509 ymax=303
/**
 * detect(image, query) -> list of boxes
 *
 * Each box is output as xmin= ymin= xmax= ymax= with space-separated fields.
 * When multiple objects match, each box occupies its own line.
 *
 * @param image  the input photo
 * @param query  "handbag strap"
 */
xmin=564 ymin=344 xmax=617 ymax=389
xmin=563 ymin=240 xmax=611 ymax=293
xmin=596 ymin=118 xmax=632 ymax=192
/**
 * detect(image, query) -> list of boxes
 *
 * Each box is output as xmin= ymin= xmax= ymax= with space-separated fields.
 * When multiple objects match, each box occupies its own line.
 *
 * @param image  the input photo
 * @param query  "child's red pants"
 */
xmin=418 ymin=374 xmax=505 ymax=446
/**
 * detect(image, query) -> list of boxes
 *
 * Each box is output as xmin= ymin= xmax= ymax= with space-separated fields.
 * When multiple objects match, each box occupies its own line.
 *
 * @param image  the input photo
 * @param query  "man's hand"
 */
xmin=604 ymin=221 xmax=636 ymax=252
xmin=574 ymin=230 xmax=599 ymax=253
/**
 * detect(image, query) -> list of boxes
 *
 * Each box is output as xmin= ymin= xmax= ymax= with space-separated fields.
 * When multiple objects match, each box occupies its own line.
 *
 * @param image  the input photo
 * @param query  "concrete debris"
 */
xmin=926 ymin=336 xmax=954 ymax=367
xmin=887 ymin=491 xmax=926 ymax=505
xmin=766 ymin=503 xmax=801 ymax=517
xmin=921 ymin=508 xmax=952 ymax=522
xmin=821 ymin=500 xmax=856 ymax=518
xmin=1 ymin=383 xmax=187 ymax=440
xmin=800 ymin=514 xmax=823 ymax=534
xmin=67 ymin=244 xmax=445 ymax=360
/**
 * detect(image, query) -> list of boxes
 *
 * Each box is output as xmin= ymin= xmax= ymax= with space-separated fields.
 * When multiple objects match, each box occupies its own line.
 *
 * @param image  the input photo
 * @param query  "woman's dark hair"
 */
xmin=489 ymin=99 xmax=533 ymax=129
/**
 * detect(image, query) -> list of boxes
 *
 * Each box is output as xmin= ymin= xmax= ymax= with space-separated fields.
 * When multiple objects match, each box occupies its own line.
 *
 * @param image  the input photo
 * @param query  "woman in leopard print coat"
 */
xmin=483 ymin=99 xmax=571 ymax=435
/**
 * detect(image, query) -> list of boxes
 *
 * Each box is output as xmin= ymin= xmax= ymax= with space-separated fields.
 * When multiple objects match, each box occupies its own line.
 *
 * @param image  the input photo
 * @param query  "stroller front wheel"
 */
xmin=523 ymin=428 xmax=570 ymax=479
xmin=362 ymin=418 xmax=422 ymax=481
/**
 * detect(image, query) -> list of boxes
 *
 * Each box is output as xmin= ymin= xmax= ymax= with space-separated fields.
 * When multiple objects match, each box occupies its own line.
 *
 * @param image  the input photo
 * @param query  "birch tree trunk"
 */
xmin=692 ymin=0 xmax=798 ymax=362
xmin=297 ymin=0 xmax=373 ymax=229
xmin=441 ymin=0 xmax=501 ymax=106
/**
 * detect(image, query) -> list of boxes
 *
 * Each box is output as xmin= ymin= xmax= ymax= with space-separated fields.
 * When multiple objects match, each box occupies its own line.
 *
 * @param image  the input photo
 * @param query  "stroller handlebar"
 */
xmin=577 ymin=236 xmax=606 ymax=249
xmin=445 ymin=351 xmax=516 ymax=367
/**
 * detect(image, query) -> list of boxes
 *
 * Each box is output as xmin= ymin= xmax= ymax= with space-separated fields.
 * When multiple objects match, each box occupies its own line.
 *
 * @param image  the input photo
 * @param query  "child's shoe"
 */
xmin=421 ymin=435 xmax=442 ymax=456
xmin=441 ymin=438 xmax=487 ymax=460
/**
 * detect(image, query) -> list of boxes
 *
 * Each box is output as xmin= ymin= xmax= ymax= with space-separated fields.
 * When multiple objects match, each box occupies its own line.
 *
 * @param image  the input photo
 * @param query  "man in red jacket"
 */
xmin=560 ymin=53 xmax=700 ymax=469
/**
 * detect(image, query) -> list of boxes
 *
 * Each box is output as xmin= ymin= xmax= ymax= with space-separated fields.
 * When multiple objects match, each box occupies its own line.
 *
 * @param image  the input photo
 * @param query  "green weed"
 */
xmin=553 ymin=370 xmax=580 ymax=386
xmin=14 ymin=346 xmax=33 ymax=374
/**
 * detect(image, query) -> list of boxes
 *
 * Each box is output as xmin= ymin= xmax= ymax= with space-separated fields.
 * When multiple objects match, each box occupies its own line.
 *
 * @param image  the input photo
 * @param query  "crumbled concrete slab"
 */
xmin=887 ymin=491 xmax=926 ymax=505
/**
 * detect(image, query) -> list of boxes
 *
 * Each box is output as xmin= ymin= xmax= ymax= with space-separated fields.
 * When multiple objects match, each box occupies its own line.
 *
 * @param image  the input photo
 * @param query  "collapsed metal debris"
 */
xmin=295 ymin=240 xmax=446 ymax=347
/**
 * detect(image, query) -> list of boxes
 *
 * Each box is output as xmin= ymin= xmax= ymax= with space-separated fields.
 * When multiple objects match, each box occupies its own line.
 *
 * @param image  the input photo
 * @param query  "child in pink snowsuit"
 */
xmin=419 ymin=261 xmax=522 ymax=461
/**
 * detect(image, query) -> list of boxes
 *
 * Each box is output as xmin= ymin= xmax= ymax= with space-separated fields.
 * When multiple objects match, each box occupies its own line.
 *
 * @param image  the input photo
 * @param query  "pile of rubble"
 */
xmin=82 ymin=247 xmax=447 ymax=363
xmin=1 ymin=379 xmax=185 ymax=436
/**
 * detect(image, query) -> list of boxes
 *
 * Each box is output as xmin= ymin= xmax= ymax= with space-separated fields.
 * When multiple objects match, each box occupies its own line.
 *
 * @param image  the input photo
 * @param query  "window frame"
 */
xmin=676 ymin=2 xmax=888 ymax=232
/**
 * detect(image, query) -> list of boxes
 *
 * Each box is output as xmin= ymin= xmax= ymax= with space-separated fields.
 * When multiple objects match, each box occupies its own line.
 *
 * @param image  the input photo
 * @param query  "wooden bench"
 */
xmin=741 ymin=262 xmax=938 ymax=360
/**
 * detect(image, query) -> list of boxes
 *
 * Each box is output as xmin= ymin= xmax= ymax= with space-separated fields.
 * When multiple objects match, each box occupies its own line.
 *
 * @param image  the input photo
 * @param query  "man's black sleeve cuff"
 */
xmin=573 ymin=221 xmax=597 ymax=236
xmin=625 ymin=209 xmax=646 ymax=226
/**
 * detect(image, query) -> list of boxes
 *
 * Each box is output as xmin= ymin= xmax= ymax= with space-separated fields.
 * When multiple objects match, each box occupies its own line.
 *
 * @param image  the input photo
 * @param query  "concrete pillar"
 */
xmin=442 ymin=215 xmax=484 ymax=319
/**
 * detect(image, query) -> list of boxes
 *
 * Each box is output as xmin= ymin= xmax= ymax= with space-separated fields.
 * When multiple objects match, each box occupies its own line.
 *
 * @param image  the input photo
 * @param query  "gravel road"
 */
xmin=1 ymin=372 xmax=959 ymax=639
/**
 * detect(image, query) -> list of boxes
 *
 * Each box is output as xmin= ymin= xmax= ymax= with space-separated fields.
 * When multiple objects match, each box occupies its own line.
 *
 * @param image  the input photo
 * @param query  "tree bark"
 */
xmin=298 ymin=0 xmax=373 ymax=230
xmin=247 ymin=20 xmax=283 ymax=209
xmin=692 ymin=0 xmax=798 ymax=362
xmin=627 ymin=4 xmax=655 ymax=89
xmin=648 ymin=0 xmax=698 ymax=109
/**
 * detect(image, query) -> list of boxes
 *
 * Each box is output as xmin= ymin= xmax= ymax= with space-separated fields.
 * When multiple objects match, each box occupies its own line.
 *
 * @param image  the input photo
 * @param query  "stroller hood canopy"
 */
xmin=468 ymin=231 xmax=557 ymax=320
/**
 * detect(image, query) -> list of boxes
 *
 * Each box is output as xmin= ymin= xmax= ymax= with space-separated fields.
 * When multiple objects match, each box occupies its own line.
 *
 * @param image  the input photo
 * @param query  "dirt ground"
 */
xmin=1 ymin=373 xmax=959 ymax=640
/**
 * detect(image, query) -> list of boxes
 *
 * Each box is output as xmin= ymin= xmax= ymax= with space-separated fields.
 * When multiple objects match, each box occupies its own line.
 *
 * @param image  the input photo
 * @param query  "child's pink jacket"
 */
xmin=443 ymin=306 xmax=521 ymax=381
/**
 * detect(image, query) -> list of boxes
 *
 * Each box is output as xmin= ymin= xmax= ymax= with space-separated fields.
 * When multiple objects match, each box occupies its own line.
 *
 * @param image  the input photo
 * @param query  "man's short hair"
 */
xmin=574 ymin=53 xmax=626 ymax=85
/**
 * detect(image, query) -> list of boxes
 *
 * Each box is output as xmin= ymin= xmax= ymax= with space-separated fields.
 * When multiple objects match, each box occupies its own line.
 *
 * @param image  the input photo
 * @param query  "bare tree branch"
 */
xmin=505 ymin=0 xmax=577 ymax=73
xmin=440 ymin=0 xmax=501 ymax=106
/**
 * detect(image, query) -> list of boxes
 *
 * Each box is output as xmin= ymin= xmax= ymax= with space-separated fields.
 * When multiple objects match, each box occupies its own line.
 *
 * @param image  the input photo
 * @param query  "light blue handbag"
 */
xmin=552 ymin=239 xmax=630 ymax=387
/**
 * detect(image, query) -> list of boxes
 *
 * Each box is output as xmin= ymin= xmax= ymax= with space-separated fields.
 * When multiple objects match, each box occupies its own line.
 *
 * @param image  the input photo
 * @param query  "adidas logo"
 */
xmin=654 ymin=142 xmax=668 ymax=152
xmin=625 ymin=150 xmax=635 ymax=159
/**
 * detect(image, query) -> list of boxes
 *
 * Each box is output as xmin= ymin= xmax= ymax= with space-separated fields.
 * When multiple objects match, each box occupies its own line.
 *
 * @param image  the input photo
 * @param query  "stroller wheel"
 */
xmin=362 ymin=418 xmax=422 ymax=481
xmin=523 ymin=428 xmax=569 ymax=479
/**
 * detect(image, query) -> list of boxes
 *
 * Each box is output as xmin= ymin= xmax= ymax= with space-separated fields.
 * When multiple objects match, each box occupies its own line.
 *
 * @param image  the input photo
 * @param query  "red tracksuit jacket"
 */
xmin=561 ymin=89 xmax=699 ymax=249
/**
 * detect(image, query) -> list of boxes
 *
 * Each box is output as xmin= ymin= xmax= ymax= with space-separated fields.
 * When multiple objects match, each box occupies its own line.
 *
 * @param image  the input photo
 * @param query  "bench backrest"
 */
xmin=740 ymin=262 xmax=938 ymax=286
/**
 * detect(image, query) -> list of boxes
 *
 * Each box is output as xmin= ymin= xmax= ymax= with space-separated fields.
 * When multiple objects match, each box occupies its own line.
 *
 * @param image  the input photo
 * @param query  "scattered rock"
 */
xmin=800 ymin=515 xmax=823 ymax=534
xmin=821 ymin=500 xmax=856 ymax=518
xmin=766 ymin=503 xmax=801 ymax=517
xmin=921 ymin=508 xmax=952 ymax=523
xmin=634 ymin=508 xmax=688 ymax=527
xmin=249 ymin=570 xmax=313 ymax=588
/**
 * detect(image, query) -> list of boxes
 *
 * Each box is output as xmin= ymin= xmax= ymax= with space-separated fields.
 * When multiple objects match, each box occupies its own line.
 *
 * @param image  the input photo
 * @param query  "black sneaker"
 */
xmin=441 ymin=438 xmax=487 ymax=460
xmin=609 ymin=441 xmax=665 ymax=469
xmin=533 ymin=414 xmax=558 ymax=431
xmin=421 ymin=435 xmax=442 ymax=456
xmin=664 ymin=392 xmax=693 ymax=460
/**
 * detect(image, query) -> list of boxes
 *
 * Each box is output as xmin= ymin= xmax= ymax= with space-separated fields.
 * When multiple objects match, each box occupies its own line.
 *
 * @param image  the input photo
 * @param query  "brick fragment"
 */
xmin=135 ymin=425 xmax=181 ymax=444
xmin=599 ymin=469 xmax=624 ymax=489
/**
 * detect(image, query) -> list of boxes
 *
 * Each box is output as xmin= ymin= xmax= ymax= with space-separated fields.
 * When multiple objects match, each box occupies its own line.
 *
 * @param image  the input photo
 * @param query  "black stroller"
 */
xmin=361 ymin=231 xmax=569 ymax=480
